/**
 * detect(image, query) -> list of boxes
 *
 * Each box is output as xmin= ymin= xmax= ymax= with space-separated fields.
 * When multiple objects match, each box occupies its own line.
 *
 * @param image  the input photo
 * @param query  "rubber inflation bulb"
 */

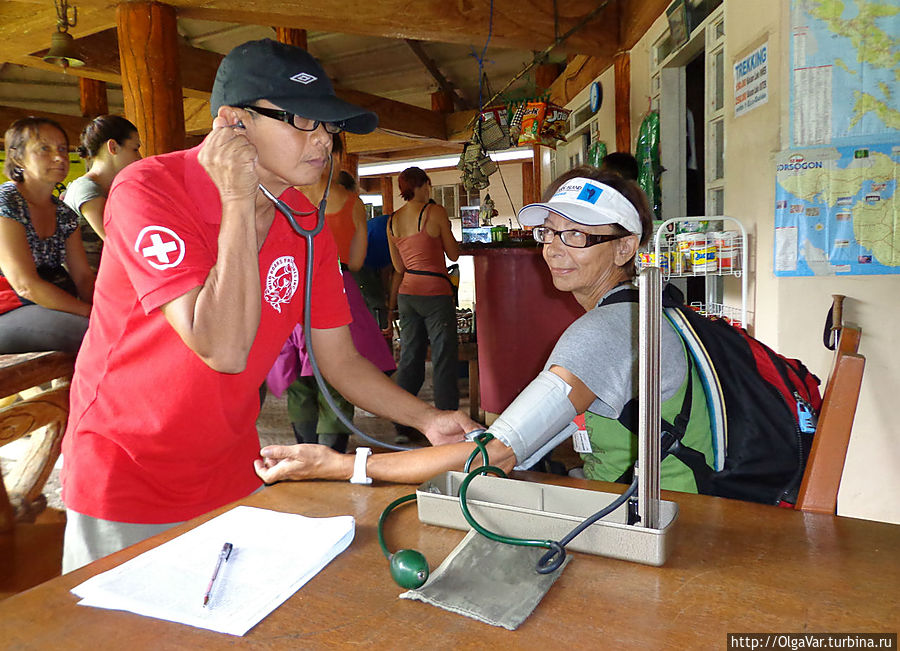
xmin=389 ymin=549 xmax=429 ymax=589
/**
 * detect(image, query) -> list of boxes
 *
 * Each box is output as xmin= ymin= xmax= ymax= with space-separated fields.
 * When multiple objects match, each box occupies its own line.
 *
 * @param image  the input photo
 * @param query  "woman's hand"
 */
xmin=254 ymin=444 xmax=352 ymax=483
xmin=199 ymin=109 xmax=258 ymax=205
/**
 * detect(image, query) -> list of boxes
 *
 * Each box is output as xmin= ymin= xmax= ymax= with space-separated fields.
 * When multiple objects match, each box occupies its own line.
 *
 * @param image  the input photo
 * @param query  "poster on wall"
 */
xmin=734 ymin=41 xmax=768 ymax=117
xmin=773 ymin=144 xmax=899 ymax=276
xmin=790 ymin=0 xmax=899 ymax=147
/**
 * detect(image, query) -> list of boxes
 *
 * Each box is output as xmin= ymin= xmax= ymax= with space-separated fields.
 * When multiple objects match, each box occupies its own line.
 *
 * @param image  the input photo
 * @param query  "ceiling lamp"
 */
xmin=43 ymin=0 xmax=85 ymax=69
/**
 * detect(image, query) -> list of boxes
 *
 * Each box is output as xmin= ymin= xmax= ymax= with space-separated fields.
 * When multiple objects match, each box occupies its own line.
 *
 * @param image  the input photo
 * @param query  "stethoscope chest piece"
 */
xmin=389 ymin=549 xmax=429 ymax=590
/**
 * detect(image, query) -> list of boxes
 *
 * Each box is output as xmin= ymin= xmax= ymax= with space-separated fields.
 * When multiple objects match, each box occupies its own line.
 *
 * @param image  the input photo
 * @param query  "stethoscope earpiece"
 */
xmin=389 ymin=549 xmax=429 ymax=590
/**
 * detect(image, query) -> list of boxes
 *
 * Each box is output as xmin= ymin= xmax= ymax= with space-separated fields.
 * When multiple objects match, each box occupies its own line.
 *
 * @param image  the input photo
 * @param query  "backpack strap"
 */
xmin=615 ymin=354 xmax=714 ymax=490
xmin=599 ymin=283 xmax=714 ymax=489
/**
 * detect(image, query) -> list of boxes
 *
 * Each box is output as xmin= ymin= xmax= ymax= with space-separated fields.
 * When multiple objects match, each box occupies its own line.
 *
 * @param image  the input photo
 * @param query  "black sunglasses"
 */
xmin=239 ymin=106 xmax=345 ymax=134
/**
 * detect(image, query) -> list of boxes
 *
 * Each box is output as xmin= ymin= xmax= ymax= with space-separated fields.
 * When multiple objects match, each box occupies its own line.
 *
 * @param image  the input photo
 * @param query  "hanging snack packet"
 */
xmin=517 ymin=100 xmax=547 ymax=146
xmin=539 ymin=103 xmax=571 ymax=149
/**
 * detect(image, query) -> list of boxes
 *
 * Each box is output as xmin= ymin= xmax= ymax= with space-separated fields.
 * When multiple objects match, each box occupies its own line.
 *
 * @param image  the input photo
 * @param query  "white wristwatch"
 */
xmin=350 ymin=447 xmax=373 ymax=485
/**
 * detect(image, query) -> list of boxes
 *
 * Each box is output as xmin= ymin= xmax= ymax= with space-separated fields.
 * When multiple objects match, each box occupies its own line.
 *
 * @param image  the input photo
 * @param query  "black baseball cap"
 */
xmin=210 ymin=39 xmax=378 ymax=134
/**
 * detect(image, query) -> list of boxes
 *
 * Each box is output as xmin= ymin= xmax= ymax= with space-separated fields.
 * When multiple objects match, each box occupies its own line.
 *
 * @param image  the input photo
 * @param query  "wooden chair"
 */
xmin=0 ymin=351 xmax=76 ymax=598
xmin=795 ymin=327 xmax=864 ymax=514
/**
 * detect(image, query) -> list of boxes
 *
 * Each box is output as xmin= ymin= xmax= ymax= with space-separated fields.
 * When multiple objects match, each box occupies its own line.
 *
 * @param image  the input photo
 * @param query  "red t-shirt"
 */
xmin=61 ymin=145 xmax=350 ymax=524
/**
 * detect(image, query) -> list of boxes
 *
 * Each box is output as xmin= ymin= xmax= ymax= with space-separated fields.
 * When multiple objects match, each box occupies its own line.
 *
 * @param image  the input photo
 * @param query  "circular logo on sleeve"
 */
xmin=134 ymin=226 xmax=186 ymax=270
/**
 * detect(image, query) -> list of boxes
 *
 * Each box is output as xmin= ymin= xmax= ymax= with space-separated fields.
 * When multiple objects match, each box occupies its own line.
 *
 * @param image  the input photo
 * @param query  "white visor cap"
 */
xmin=517 ymin=177 xmax=642 ymax=238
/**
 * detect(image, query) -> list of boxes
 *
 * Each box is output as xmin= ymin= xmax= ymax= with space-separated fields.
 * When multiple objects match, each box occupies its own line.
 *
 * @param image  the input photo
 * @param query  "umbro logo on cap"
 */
xmin=290 ymin=72 xmax=318 ymax=84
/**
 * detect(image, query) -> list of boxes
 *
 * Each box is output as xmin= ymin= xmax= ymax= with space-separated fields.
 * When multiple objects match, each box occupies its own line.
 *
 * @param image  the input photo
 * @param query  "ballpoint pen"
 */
xmin=202 ymin=542 xmax=233 ymax=607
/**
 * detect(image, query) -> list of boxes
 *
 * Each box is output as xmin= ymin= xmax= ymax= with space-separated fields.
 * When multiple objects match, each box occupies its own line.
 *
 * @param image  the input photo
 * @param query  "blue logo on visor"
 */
xmin=576 ymin=184 xmax=604 ymax=204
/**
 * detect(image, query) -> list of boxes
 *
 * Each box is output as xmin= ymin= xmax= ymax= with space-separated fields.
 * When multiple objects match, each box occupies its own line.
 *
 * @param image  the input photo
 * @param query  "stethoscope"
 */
xmin=259 ymin=152 xmax=412 ymax=453
xmin=376 ymin=431 xmax=640 ymax=589
xmin=260 ymin=150 xmax=640 ymax=590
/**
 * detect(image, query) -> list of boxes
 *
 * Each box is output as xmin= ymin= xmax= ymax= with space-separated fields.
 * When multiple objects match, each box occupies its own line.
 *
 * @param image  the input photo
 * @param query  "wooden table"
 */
xmin=1 ymin=474 xmax=897 ymax=649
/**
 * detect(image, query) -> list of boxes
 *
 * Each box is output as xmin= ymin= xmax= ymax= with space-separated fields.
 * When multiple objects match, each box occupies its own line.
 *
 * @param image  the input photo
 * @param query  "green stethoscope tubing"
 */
xmin=377 ymin=432 xmax=640 ymax=577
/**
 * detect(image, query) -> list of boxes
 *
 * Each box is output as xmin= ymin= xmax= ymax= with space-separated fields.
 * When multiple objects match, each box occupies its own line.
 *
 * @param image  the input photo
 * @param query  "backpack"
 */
xmin=604 ymin=284 xmax=822 ymax=505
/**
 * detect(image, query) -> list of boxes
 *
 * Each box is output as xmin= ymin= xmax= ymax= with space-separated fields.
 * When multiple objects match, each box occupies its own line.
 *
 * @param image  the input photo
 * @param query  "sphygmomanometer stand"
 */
xmin=415 ymin=267 xmax=678 ymax=566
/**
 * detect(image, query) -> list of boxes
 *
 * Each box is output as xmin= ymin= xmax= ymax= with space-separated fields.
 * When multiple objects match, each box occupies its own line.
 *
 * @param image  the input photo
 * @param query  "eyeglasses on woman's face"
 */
xmin=532 ymin=225 xmax=629 ymax=248
xmin=240 ymin=105 xmax=345 ymax=134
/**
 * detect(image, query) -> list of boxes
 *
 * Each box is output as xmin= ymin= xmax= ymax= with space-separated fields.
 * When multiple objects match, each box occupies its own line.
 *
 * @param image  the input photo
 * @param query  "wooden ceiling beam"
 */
xmin=56 ymin=0 xmax=619 ymax=58
xmin=363 ymin=143 xmax=463 ymax=161
xmin=344 ymin=130 xmax=446 ymax=156
xmin=620 ymin=0 xmax=671 ymax=50
xmin=16 ymin=28 xmax=447 ymax=140
xmin=405 ymin=39 xmax=469 ymax=111
xmin=333 ymin=89 xmax=446 ymax=140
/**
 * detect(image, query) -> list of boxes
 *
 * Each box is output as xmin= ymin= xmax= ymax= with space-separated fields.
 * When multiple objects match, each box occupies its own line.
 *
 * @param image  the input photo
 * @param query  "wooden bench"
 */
xmin=0 ymin=351 xmax=76 ymax=532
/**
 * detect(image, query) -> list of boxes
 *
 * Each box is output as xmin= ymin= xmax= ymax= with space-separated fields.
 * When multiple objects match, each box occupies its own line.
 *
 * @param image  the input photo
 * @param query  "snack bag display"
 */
xmin=540 ymin=103 xmax=571 ymax=148
xmin=517 ymin=101 xmax=547 ymax=146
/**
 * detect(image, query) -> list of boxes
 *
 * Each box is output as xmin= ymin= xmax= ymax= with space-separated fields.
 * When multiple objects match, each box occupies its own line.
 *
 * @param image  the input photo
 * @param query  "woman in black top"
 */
xmin=0 ymin=117 xmax=94 ymax=353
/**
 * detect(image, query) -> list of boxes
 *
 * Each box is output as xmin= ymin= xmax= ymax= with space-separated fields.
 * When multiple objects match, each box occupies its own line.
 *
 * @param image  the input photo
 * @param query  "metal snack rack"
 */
xmin=646 ymin=216 xmax=749 ymax=328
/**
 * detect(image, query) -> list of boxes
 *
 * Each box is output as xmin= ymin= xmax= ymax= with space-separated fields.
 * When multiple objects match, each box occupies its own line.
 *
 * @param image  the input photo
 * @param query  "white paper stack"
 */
xmin=71 ymin=505 xmax=355 ymax=636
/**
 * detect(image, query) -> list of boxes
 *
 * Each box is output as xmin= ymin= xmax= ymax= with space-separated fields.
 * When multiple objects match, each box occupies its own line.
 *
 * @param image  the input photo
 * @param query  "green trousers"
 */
xmin=286 ymin=376 xmax=353 ymax=452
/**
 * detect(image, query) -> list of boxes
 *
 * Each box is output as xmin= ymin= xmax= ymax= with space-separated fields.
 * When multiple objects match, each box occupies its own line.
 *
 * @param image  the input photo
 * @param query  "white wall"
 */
xmin=631 ymin=2 xmax=900 ymax=524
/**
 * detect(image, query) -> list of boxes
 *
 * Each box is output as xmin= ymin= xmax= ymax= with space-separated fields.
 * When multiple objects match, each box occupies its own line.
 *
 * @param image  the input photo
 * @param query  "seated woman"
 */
xmin=255 ymin=167 xmax=714 ymax=492
xmin=64 ymin=114 xmax=141 ymax=242
xmin=0 ymin=117 xmax=95 ymax=354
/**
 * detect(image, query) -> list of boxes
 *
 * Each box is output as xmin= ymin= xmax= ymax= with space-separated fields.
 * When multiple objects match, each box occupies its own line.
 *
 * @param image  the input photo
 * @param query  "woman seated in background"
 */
xmin=255 ymin=167 xmax=715 ymax=494
xmin=385 ymin=166 xmax=460 ymax=444
xmin=267 ymin=135 xmax=395 ymax=453
xmin=64 ymin=114 xmax=141 ymax=242
xmin=0 ymin=117 xmax=95 ymax=353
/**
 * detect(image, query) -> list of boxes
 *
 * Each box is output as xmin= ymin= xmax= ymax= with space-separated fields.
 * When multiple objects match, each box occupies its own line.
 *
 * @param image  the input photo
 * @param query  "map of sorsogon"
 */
xmin=774 ymin=145 xmax=899 ymax=275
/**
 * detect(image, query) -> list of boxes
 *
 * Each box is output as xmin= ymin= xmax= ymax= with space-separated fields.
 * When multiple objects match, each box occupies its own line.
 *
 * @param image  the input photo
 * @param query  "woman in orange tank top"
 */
xmin=386 ymin=167 xmax=460 ymax=443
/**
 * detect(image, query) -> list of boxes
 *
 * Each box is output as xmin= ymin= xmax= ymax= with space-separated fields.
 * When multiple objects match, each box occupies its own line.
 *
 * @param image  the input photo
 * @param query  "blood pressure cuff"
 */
xmin=485 ymin=371 xmax=577 ymax=470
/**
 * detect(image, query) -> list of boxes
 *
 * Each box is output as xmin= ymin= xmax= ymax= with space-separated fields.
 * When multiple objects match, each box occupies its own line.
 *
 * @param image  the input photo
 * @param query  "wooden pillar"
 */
xmin=431 ymin=90 xmax=454 ymax=113
xmin=614 ymin=51 xmax=632 ymax=153
xmin=532 ymin=145 xmax=542 ymax=198
xmin=116 ymin=2 xmax=185 ymax=156
xmin=78 ymin=78 xmax=108 ymax=118
xmin=522 ymin=160 xmax=536 ymax=205
xmin=275 ymin=28 xmax=307 ymax=50
xmin=380 ymin=176 xmax=394 ymax=216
